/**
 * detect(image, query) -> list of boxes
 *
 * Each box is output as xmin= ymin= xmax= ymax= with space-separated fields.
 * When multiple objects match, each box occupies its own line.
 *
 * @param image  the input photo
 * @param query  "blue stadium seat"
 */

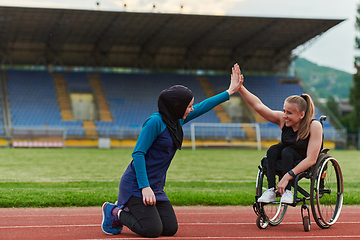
xmin=7 ymin=70 xmax=62 ymax=126
xmin=97 ymin=73 xmax=220 ymax=137
xmin=63 ymin=72 xmax=92 ymax=93
xmin=4 ymin=70 xmax=337 ymax=141
xmin=6 ymin=70 xmax=85 ymax=136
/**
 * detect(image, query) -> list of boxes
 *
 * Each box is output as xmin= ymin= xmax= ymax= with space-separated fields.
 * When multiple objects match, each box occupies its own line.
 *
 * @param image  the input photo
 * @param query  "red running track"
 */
xmin=0 ymin=206 xmax=359 ymax=240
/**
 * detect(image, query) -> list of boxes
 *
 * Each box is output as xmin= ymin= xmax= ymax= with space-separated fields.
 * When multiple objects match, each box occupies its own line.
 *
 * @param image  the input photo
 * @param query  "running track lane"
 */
xmin=0 ymin=206 xmax=359 ymax=240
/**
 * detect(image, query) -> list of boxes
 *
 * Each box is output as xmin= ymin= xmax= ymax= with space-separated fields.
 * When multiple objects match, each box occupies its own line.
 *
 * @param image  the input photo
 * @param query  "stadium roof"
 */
xmin=0 ymin=6 xmax=344 ymax=73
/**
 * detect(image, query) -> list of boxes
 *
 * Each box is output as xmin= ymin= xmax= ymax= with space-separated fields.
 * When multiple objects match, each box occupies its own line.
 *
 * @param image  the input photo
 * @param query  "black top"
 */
xmin=281 ymin=120 xmax=323 ymax=158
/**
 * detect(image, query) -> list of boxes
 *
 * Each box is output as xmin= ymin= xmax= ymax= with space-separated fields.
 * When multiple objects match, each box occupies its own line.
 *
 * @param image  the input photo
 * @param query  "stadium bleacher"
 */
xmin=0 ymin=7 xmax=346 ymax=149
xmin=5 ymin=70 xmax=223 ymax=139
xmin=63 ymin=72 xmax=93 ymax=94
xmin=7 ymin=70 xmax=61 ymax=126
xmin=1 ymin=69 xmax=340 ymax=145
xmin=97 ymin=72 xmax=220 ymax=137
xmin=6 ymin=70 xmax=84 ymax=136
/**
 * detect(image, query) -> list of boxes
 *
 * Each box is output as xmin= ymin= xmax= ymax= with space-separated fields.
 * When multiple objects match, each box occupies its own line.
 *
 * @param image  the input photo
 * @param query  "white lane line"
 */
xmin=0 ymin=224 xmax=99 ymax=229
xmin=0 ymin=214 xmax=99 ymax=218
xmin=79 ymin=236 xmax=360 ymax=240
xmin=0 ymin=221 xmax=359 ymax=229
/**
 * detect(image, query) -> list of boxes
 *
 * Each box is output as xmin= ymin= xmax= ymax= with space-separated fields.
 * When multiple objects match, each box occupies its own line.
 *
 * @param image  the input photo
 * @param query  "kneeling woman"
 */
xmin=101 ymin=64 xmax=242 ymax=237
xmin=234 ymin=64 xmax=323 ymax=204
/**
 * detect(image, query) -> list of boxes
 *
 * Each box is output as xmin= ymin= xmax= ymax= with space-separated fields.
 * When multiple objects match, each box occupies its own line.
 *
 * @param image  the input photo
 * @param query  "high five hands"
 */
xmin=227 ymin=63 xmax=243 ymax=95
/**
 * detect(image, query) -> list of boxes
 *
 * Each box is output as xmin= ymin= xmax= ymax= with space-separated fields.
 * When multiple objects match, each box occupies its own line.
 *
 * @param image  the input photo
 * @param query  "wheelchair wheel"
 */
xmin=303 ymin=216 xmax=310 ymax=232
xmin=256 ymin=214 xmax=269 ymax=229
xmin=310 ymin=153 xmax=343 ymax=229
xmin=256 ymin=169 xmax=287 ymax=226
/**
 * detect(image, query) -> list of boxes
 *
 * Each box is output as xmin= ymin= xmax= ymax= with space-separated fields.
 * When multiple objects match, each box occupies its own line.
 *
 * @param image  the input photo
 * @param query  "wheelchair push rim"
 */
xmin=310 ymin=154 xmax=343 ymax=229
xmin=265 ymin=202 xmax=288 ymax=226
xmin=255 ymin=169 xmax=288 ymax=226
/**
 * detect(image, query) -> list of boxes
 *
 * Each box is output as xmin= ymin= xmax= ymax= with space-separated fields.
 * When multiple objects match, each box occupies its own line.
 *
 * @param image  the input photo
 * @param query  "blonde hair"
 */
xmin=285 ymin=93 xmax=315 ymax=140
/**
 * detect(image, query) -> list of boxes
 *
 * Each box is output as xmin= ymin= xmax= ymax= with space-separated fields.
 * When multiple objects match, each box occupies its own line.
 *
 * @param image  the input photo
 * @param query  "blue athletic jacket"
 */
xmin=117 ymin=91 xmax=229 ymax=205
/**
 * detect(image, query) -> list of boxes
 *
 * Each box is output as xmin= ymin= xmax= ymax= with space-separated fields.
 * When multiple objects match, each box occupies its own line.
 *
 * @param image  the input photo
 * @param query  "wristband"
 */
xmin=288 ymin=170 xmax=296 ymax=178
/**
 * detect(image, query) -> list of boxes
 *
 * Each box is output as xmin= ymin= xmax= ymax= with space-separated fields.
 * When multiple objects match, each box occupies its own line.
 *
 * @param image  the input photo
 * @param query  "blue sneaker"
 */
xmin=101 ymin=202 xmax=123 ymax=235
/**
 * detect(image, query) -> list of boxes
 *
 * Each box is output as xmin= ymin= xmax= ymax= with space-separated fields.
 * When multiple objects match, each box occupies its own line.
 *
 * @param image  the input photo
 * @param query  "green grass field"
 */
xmin=0 ymin=148 xmax=359 ymax=207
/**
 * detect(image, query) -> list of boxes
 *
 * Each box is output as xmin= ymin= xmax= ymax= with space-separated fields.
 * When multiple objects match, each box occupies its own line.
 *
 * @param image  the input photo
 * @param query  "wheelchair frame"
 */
xmin=253 ymin=116 xmax=344 ymax=232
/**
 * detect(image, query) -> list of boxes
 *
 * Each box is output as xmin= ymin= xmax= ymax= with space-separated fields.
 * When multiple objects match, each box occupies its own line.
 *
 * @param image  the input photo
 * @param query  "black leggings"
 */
xmin=119 ymin=196 xmax=178 ymax=238
xmin=267 ymin=142 xmax=304 ymax=190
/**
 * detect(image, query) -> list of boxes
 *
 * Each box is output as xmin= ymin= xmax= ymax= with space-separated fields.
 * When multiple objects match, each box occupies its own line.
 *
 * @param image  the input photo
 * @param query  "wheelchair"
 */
xmin=252 ymin=116 xmax=344 ymax=232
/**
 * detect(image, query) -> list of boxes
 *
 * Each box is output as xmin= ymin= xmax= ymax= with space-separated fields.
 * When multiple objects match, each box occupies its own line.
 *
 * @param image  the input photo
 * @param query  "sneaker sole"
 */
xmin=257 ymin=197 xmax=276 ymax=203
xmin=257 ymin=200 xmax=276 ymax=203
xmin=101 ymin=202 xmax=115 ymax=235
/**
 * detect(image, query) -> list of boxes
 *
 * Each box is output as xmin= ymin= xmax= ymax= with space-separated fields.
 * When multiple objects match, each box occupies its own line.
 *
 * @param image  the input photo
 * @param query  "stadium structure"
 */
xmin=0 ymin=6 xmax=346 ymax=149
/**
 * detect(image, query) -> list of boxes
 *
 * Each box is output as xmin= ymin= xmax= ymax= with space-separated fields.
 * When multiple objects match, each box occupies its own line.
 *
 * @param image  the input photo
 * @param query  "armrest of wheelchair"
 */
xmin=320 ymin=148 xmax=329 ymax=154
xmin=305 ymin=166 xmax=314 ymax=178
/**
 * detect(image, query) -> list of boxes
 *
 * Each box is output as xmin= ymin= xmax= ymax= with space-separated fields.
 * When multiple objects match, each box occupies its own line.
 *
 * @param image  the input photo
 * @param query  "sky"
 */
xmin=1 ymin=0 xmax=359 ymax=74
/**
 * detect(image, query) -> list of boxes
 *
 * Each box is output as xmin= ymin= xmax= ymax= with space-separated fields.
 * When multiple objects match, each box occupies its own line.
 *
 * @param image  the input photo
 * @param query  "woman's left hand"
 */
xmin=142 ymin=187 xmax=156 ymax=206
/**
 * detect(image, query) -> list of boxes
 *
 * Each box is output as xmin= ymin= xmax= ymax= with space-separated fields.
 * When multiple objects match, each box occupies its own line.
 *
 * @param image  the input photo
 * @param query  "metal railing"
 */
xmin=0 ymin=124 xmax=348 ymax=149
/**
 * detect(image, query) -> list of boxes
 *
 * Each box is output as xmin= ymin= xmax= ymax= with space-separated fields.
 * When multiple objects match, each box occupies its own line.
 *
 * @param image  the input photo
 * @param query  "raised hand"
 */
xmin=227 ymin=63 xmax=243 ymax=95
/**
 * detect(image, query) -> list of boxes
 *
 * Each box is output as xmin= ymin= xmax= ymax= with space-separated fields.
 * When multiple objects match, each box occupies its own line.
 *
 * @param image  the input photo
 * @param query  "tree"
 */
xmin=348 ymin=74 xmax=360 ymax=132
xmin=326 ymin=95 xmax=340 ymax=127
xmin=349 ymin=3 xmax=360 ymax=133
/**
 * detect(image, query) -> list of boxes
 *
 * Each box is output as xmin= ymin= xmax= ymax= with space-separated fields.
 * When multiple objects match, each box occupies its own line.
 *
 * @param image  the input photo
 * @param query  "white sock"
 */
xmin=117 ymin=209 xmax=122 ymax=221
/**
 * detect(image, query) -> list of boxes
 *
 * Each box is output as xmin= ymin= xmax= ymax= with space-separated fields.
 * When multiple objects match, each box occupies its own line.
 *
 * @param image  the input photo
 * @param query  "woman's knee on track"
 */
xmin=138 ymin=219 xmax=177 ymax=237
xmin=139 ymin=224 xmax=163 ymax=238
xmin=162 ymin=223 xmax=178 ymax=236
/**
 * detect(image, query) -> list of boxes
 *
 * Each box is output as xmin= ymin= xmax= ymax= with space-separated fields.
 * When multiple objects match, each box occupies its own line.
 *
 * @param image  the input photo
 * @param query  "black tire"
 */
xmin=310 ymin=153 xmax=343 ymax=229
xmin=256 ymin=169 xmax=287 ymax=226
xmin=303 ymin=216 xmax=310 ymax=232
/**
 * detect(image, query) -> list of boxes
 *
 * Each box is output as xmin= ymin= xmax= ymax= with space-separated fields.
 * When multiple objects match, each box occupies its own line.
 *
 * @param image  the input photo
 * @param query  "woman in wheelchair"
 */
xmin=235 ymin=64 xmax=323 ymax=205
